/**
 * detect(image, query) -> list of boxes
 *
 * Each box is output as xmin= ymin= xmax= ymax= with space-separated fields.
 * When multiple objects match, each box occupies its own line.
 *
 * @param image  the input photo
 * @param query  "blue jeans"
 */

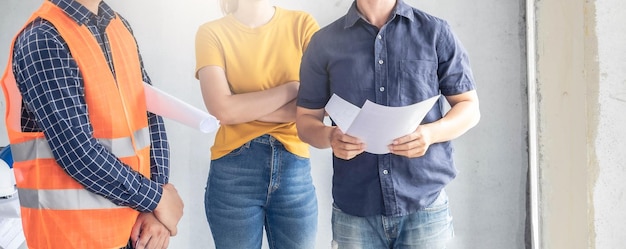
xmin=205 ymin=135 xmax=318 ymax=249
xmin=331 ymin=190 xmax=454 ymax=249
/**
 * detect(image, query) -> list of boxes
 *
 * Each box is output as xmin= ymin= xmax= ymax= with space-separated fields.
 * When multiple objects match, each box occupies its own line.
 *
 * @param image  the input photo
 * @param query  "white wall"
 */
xmin=0 ymin=0 xmax=528 ymax=248
xmin=534 ymin=0 xmax=594 ymax=247
xmin=593 ymin=0 xmax=626 ymax=248
xmin=534 ymin=0 xmax=626 ymax=248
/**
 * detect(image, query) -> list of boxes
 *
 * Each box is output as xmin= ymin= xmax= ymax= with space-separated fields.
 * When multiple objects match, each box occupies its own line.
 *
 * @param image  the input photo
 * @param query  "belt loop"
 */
xmin=269 ymin=135 xmax=276 ymax=144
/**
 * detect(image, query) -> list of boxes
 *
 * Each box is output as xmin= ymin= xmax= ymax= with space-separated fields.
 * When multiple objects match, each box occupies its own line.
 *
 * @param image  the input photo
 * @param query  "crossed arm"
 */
xmin=197 ymin=65 xmax=299 ymax=125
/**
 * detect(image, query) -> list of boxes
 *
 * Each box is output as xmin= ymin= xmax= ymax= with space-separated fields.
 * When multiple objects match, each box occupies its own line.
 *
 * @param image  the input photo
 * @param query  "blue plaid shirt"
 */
xmin=298 ymin=0 xmax=475 ymax=217
xmin=11 ymin=0 xmax=169 ymax=212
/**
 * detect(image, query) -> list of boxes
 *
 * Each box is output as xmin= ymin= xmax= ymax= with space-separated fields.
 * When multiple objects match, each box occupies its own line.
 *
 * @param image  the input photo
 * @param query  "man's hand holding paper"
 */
xmin=388 ymin=125 xmax=433 ymax=158
xmin=329 ymin=126 xmax=366 ymax=160
xmin=325 ymin=94 xmax=440 ymax=155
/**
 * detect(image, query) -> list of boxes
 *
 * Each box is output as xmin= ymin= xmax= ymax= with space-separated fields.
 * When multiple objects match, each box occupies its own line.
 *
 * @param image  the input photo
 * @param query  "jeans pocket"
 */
xmin=223 ymin=141 xmax=252 ymax=158
xmin=331 ymin=203 xmax=344 ymax=214
xmin=424 ymin=189 xmax=448 ymax=212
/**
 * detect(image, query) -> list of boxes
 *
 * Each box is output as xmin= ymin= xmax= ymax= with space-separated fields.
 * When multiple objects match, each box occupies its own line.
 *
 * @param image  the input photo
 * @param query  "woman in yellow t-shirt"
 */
xmin=194 ymin=0 xmax=320 ymax=248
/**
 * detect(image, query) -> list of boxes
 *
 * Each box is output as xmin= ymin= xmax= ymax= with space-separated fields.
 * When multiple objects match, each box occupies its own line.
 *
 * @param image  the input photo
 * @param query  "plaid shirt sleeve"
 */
xmin=145 ymin=79 xmax=171 ymax=186
xmin=12 ymin=19 xmax=163 ymax=212
xmin=120 ymin=16 xmax=171 ymax=186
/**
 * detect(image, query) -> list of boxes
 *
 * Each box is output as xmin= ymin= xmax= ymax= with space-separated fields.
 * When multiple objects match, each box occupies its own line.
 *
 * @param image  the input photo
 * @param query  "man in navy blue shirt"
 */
xmin=296 ymin=0 xmax=480 ymax=248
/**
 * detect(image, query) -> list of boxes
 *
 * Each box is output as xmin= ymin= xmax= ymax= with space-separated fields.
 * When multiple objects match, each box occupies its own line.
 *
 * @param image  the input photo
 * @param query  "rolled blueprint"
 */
xmin=144 ymin=82 xmax=219 ymax=133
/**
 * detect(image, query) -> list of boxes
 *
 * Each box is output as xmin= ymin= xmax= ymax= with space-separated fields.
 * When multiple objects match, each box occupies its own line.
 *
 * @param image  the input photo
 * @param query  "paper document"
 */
xmin=0 ymin=218 xmax=25 ymax=249
xmin=325 ymin=94 xmax=440 ymax=154
xmin=144 ymin=83 xmax=219 ymax=133
xmin=0 ymin=193 xmax=24 ymax=249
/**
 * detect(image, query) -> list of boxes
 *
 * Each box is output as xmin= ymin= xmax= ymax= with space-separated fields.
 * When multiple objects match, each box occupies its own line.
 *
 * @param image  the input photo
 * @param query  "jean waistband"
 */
xmin=250 ymin=134 xmax=281 ymax=146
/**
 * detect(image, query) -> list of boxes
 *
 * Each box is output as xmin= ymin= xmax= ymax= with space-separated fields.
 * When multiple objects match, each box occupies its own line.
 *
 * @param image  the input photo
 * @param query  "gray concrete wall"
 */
xmin=413 ymin=1 xmax=528 ymax=248
xmin=0 ymin=0 xmax=528 ymax=248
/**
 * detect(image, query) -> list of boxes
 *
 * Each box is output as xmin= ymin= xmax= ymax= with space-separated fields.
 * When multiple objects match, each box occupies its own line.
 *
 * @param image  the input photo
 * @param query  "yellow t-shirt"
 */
xmin=195 ymin=7 xmax=319 ymax=160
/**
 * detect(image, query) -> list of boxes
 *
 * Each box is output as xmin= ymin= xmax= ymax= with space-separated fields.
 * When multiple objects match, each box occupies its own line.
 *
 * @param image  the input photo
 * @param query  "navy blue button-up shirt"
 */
xmin=298 ymin=0 xmax=475 ymax=217
xmin=11 ymin=0 xmax=169 ymax=212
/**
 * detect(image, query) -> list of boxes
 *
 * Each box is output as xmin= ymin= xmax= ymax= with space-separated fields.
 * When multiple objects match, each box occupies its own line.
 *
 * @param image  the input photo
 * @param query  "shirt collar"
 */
xmin=49 ymin=0 xmax=116 ymax=27
xmin=344 ymin=0 xmax=415 ymax=29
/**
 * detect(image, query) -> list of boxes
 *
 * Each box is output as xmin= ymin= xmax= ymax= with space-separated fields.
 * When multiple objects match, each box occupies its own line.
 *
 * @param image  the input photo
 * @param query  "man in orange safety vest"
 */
xmin=1 ymin=0 xmax=184 ymax=248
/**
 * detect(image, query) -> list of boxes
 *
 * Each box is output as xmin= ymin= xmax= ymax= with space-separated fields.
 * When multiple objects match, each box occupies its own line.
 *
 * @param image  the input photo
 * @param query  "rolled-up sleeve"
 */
xmin=436 ymin=21 xmax=476 ymax=96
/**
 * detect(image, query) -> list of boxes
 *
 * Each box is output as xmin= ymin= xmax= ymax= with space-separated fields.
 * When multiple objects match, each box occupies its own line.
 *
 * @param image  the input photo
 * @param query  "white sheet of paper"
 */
xmin=325 ymin=94 xmax=440 ymax=154
xmin=0 ymin=191 xmax=24 ymax=249
xmin=324 ymin=94 xmax=361 ymax=133
xmin=144 ymin=83 xmax=219 ymax=133
xmin=0 ymin=217 xmax=25 ymax=249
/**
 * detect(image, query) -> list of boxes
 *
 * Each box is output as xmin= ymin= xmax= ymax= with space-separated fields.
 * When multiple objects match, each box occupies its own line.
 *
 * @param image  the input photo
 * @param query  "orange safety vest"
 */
xmin=1 ymin=2 xmax=152 ymax=248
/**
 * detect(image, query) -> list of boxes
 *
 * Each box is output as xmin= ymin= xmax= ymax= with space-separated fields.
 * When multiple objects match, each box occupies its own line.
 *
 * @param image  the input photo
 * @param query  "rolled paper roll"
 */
xmin=143 ymin=82 xmax=219 ymax=133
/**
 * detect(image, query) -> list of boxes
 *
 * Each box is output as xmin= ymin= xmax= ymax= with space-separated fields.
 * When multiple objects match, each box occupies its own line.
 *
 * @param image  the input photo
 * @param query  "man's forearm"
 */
xmin=296 ymin=111 xmax=334 ymax=148
xmin=425 ymin=99 xmax=480 ymax=144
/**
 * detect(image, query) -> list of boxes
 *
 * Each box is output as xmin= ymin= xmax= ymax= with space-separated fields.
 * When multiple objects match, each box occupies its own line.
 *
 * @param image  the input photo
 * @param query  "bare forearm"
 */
xmin=296 ymin=108 xmax=334 ymax=148
xmin=424 ymin=99 xmax=480 ymax=143
xmin=205 ymin=82 xmax=298 ymax=125
xmin=257 ymin=99 xmax=297 ymax=123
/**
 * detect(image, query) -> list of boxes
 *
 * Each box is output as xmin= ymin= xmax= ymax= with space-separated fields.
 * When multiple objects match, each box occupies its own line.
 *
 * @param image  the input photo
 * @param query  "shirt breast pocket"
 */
xmin=398 ymin=60 xmax=438 ymax=103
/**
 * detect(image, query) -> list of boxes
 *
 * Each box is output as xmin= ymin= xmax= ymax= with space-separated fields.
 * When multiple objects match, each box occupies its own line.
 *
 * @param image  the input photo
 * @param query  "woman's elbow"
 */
xmin=210 ymin=110 xmax=238 ymax=125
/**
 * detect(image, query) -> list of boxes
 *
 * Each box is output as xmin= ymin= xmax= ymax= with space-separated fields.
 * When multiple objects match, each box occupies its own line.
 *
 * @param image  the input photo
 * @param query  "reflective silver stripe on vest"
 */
xmin=18 ymin=188 xmax=125 ymax=210
xmin=10 ymin=127 xmax=151 ymax=162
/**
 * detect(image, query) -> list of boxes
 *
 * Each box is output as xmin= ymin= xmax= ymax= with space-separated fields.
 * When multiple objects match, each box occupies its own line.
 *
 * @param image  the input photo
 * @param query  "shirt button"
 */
xmin=378 ymin=60 xmax=384 ymax=65
xmin=377 ymin=35 xmax=382 ymax=40
xmin=383 ymin=169 xmax=389 ymax=175
xmin=379 ymin=87 xmax=385 ymax=92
